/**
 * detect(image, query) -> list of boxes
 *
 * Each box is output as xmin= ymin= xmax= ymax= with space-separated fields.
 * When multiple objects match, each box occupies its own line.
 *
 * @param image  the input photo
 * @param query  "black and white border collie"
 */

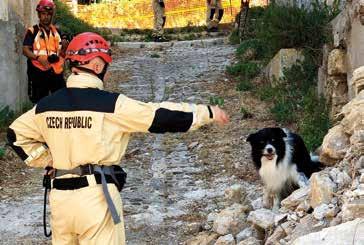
xmin=247 ymin=127 xmax=323 ymax=211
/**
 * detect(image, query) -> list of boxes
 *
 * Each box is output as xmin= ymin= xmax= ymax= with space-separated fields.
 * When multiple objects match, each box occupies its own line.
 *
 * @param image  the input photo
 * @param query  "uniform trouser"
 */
xmin=27 ymin=60 xmax=66 ymax=104
xmin=206 ymin=0 xmax=223 ymax=29
xmin=49 ymin=180 xmax=125 ymax=245
xmin=152 ymin=0 xmax=166 ymax=36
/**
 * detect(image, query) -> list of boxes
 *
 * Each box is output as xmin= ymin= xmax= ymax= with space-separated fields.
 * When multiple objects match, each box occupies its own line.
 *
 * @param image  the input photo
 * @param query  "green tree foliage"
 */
xmin=54 ymin=0 xmax=97 ymax=36
xmin=228 ymin=1 xmax=339 ymax=150
xmin=257 ymin=1 xmax=340 ymax=59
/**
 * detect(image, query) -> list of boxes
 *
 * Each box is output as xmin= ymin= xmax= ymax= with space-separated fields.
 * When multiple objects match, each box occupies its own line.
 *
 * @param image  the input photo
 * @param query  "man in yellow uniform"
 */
xmin=152 ymin=0 xmax=168 ymax=42
xmin=23 ymin=0 xmax=69 ymax=104
xmin=7 ymin=32 xmax=229 ymax=244
xmin=206 ymin=0 xmax=224 ymax=32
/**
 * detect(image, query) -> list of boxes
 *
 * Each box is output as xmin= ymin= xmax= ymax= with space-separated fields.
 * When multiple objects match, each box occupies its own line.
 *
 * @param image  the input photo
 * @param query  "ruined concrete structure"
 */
xmin=272 ymin=0 xmax=364 ymax=120
xmin=0 ymin=0 xmax=37 ymax=110
xmin=318 ymin=0 xmax=364 ymax=119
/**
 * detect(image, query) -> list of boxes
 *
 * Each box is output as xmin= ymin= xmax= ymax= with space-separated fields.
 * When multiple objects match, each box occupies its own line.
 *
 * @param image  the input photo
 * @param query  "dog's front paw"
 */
xmin=272 ymin=195 xmax=281 ymax=212
xmin=272 ymin=203 xmax=280 ymax=212
xmin=263 ymin=200 xmax=271 ymax=209
xmin=263 ymin=190 xmax=272 ymax=209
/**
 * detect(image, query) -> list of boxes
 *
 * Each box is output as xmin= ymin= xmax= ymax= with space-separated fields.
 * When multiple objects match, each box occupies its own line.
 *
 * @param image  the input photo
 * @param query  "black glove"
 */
xmin=47 ymin=54 xmax=60 ymax=64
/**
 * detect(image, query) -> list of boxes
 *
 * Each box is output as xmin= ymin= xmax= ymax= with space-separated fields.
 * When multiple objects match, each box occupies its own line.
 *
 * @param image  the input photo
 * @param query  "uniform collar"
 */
xmin=66 ymin=72 xmax=104 ymax=90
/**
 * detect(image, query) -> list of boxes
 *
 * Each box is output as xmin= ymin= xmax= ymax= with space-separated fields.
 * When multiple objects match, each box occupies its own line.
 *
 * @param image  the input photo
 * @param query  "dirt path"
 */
xmin=0 ymin=38 xmax=276 ymax=244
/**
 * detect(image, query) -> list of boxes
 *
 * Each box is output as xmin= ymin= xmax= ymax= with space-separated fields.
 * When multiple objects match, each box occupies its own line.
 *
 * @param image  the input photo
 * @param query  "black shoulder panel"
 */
xmin=148 ymin=108 xmax=193 ymax=134
xmin=35 ymin=88 xmax=119 ymax=114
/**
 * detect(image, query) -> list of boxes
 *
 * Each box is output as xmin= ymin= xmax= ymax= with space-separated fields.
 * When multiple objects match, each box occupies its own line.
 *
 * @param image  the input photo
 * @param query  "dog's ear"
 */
xmin=278 ymin=128 xmax=287 ymax=138
xmin=247 ymin=133 xmax=256 ymax=143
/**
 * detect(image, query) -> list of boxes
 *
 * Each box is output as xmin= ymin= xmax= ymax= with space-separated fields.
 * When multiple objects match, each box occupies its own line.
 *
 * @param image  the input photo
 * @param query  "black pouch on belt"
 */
xmin=112 ymin=165 xmax=127 ymax=192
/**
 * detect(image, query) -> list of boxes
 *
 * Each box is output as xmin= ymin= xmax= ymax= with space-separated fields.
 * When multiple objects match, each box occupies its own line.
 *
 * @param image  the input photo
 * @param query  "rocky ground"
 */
xmin=105 ymin=38 xmax=276 ymax=244
xmin=0 ymin=37 xmax=274 ymax=244
xmin=0 ymin=36 xmax=362 ymax=245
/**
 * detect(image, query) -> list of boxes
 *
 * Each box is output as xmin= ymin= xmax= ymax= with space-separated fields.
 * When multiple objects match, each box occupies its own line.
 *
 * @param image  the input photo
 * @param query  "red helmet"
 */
xmin=65 ymin=32 xmax=112 ymax=64
xmin=36 ymin=0 xmax=55 ymax=12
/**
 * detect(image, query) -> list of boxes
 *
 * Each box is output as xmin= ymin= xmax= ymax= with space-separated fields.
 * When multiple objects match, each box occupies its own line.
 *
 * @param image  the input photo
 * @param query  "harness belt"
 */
xmin=52 ymin=174 xmax=116 ymax=190
xmin=94 ymin=166 xmax=121 ymax=224
xmin=55 ymin=164 xmax=95 ymax=177
xmin=52 ymin=164 xmax=126 ymax=225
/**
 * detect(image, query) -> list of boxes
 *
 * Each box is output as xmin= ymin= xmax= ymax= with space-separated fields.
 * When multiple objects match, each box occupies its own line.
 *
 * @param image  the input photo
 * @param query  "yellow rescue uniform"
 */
xmin=7 ymin=72 xmax=214 ymax=244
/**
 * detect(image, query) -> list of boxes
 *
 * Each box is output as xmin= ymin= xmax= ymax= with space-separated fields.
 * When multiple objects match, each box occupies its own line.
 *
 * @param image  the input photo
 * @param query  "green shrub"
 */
xmin=226 ymin=62 xmax=260 ymax=79
xmin=236 ymin=39 xmax=266 ymax=60
xmin=230 ymin=2 xmax=337 ymax=150
xmin=0 ymin=147 xmax=4 ymax=159
xmin=209 ymin=96 xmax=225 ymax=106
xmin=240 ymin=107 xmax=248 ymax=114
xmin=298 ymin=88 xmax=331 ymax=150
xmin=248 ymin=6 xmax=266 ymax=19
xmin=144 ymin=32 xmax=154 ymax=42
xmin=257 ymin=56 xmax=331 ymax=150
xmin=229 ymin=29 xmax=240 ymax=45
xmin=256 ymin=1 xmax=340 ymax=58
xmin=270 ymin=97 xmax=296 ymax=123
xmin=151 ymin=53 xmax=160 ymax=58
xmin=241 ymin=7 xmax=266 ymax=40
xmin=54 ymin=0 xmax=96 ymax=36
xmin=236 ymin=79 xmax=253 ymax=92
xmin=254 ymin=83 xmax=275 ymax=101
xmin=179 ymin=33 xmax=198 ymax=41
xmin=0 ymin=103 xmax=32 ymax=130
xmin=240 ymin=106 xmax=253 ymax=118
xmin=0 ymin=106 xmax=15 ymax=129
xmin=109 ymin=35 xmax=126 ymax=45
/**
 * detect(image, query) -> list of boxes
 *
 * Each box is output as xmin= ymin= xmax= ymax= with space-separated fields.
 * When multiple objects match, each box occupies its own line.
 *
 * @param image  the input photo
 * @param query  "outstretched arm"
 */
xmin=110 ymin=95 xmax=229 ymax=133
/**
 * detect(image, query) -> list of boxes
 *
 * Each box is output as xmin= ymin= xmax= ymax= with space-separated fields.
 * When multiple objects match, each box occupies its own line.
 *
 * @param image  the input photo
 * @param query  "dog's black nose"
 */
xmin=267 ymin=148 xmax=273 ymax=154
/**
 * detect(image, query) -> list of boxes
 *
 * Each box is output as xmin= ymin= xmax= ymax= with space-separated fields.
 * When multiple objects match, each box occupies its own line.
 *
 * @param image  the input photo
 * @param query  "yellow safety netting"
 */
xmin=74 ymin=0 xmax=265 ymax=29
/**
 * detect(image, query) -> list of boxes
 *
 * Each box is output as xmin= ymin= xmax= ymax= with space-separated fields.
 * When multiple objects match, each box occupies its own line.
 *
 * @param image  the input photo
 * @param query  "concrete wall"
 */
xmin=347 ymin=17 xmax=364 ymax=98
xmin=264 ymin=48 xmax=304 ymax=85
xmin=317 ymin=0 xmax=364 ymax=120
xmin=330 ymin=0 xmax=364 ymax=100
xmin=0 ymin=0 xmax=37 ymax=110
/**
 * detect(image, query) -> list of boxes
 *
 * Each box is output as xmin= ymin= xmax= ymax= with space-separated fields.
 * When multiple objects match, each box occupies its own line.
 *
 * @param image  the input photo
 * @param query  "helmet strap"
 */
xmin=97 ymin=63 xmax=109 ymax=81
xmin=70 ymin=61 xmax=109 ymax=81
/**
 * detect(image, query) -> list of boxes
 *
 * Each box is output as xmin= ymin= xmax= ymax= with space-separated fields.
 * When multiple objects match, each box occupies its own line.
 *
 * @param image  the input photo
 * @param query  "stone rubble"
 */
xmin=0 ymin=26 xmax=362 ymax=243
xmin=193 ymin=82 xmax=364 ymax=245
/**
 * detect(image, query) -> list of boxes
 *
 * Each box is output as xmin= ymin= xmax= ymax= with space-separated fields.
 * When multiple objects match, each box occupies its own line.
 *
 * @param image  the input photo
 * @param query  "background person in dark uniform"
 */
xmin=23 ymin=0 xmax=69 ymax=104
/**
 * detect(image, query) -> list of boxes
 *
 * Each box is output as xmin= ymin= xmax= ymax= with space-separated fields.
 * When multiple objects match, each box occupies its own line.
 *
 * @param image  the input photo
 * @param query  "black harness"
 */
xmin=42 ymin=164 xmax=127 ymax=237
xmin=42 ymin=167 xmax=53 ymax=237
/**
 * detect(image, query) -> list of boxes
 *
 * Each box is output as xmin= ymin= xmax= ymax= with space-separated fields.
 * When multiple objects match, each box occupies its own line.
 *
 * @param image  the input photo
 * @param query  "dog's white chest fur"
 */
xmin=259 ymin=141 xmax=298 ymax=192
xmin=259 ymin=156 xmax=296 ymax=192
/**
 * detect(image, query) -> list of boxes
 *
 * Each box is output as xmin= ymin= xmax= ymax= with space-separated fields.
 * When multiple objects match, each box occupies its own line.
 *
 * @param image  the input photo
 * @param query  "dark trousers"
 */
xmin=27 ymin=60 xmax=66 ymax=104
